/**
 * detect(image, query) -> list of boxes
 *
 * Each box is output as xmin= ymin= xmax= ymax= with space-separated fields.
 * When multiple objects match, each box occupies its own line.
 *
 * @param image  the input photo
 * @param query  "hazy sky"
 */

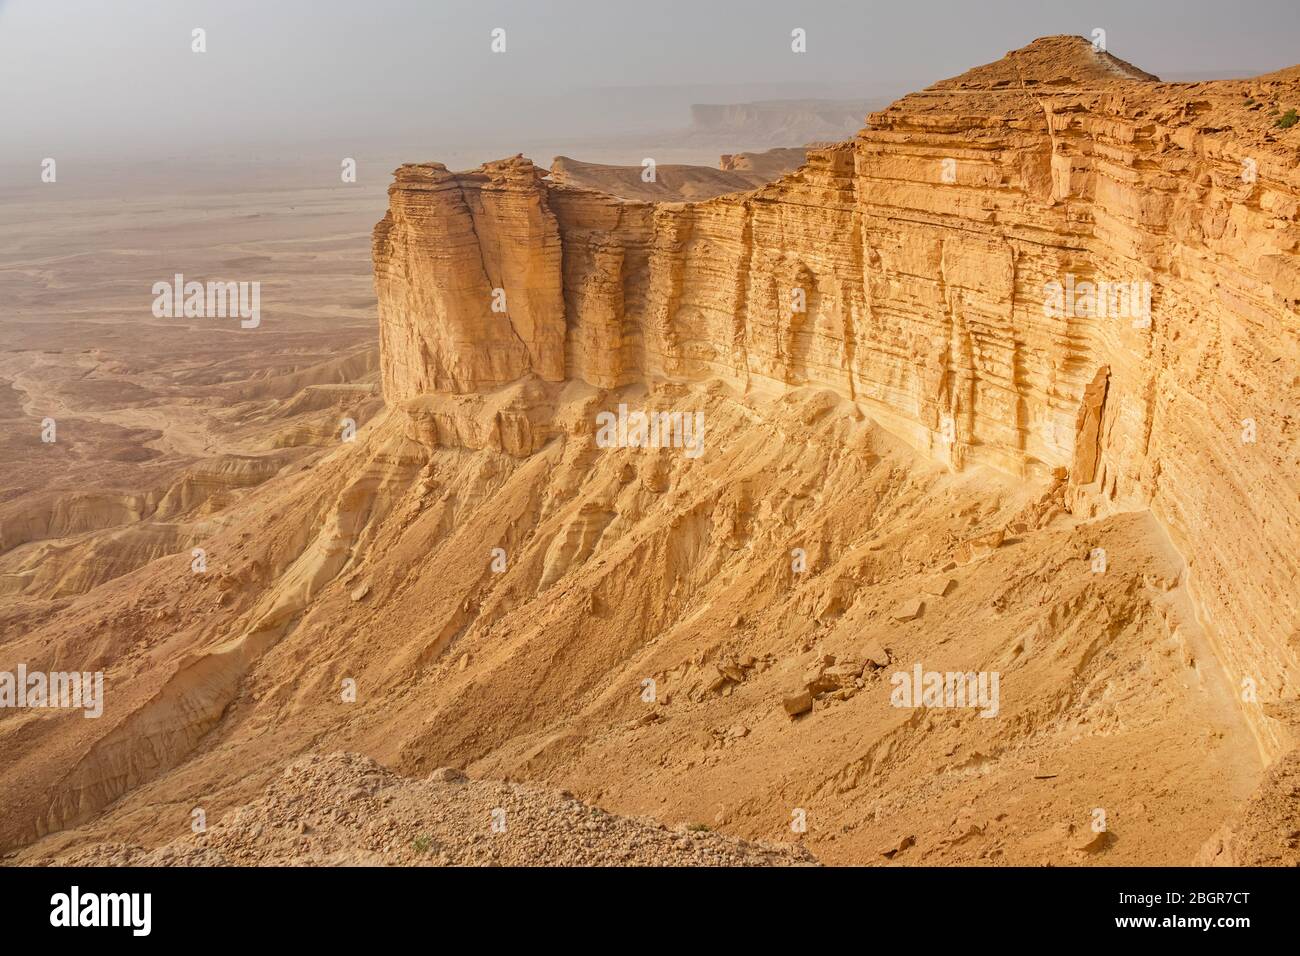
xmin=2 ymin=0 xmax=1298 ymax=164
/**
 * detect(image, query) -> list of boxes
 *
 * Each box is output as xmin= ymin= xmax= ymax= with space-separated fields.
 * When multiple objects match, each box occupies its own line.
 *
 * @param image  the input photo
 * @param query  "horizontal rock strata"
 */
xmin=373 ymin=36 xmax=1300 ymax=760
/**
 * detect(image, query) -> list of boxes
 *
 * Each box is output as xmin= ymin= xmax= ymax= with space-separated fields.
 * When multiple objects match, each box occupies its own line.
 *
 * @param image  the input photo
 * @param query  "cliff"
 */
xmin=373 ymin=158 xmax=566 ymax=396
xmin=373 ymin=36 xmax=1299 ymax=760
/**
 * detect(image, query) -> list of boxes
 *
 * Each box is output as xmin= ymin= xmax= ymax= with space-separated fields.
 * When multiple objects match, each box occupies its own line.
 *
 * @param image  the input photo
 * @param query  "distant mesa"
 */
xmin=548 ymin=148 xmax=807 ymax=202
xmin=687 ymin=98 xmax=883 ymax=144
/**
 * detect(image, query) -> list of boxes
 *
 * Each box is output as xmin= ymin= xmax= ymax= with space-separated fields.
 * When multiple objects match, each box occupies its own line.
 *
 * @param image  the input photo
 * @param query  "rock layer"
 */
xmin=373 ymin=158 xmax=566 ymax=398
xmin=374 ymin=36 xmax=1299 ymax=760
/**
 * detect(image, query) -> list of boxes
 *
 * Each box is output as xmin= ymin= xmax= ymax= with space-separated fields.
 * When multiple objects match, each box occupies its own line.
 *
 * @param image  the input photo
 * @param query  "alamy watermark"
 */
xmin=595 ymin=403 xmax=704 ymax=458
xmin=889 ymin=663 xmax=1000 ymax=718
xmin=1044 ymin=274 xmax=1151 ymax=329
xmin=50 ymin=886 xmax=150 ymax=936
xmin=152 ymin=273 xmax=260 ymax=328
xmin=0 ymin=664 xmax=103 ymax=718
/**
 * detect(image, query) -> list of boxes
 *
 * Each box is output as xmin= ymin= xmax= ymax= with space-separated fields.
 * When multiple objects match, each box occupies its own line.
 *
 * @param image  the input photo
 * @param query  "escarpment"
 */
xmin=373 ymin=158 xmax=567 ymax=397
xmin=374 ymin=36 xmax=1299 ymax=760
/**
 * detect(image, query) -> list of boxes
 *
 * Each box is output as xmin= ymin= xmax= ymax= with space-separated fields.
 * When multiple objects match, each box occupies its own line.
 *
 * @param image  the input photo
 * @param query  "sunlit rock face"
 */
xmin=375 ymin=36 xmax=1299 ymax=759
xmin=373 ymin=156 xmax=566 ymax=399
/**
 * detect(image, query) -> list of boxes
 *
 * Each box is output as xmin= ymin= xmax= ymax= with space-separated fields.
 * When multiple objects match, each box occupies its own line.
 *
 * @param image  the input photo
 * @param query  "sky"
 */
xmin=1 ymin=0 xmax=1298 ymax=165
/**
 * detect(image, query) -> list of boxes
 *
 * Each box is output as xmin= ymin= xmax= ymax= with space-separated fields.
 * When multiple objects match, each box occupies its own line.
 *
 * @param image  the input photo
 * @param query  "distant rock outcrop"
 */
xmin=550 ymin=148 xmax=807 ymax=202
xmin=688 ymin=98 xmax=880 ymax=144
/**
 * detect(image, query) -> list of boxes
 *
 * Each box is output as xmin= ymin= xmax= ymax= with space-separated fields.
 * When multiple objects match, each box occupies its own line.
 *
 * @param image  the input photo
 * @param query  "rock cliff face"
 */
xmin=373 ymin=36 xmax=1299 ymax=761
xmin=373 ymin=159 xmax=566 ymax=397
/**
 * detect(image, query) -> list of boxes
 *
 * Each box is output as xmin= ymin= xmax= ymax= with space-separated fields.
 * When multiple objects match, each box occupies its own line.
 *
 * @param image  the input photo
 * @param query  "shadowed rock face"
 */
xmin=375 ymin=35 xmax=1299 ymax=760
xmin=1070 ymin=366 xmax=1109 ymax=485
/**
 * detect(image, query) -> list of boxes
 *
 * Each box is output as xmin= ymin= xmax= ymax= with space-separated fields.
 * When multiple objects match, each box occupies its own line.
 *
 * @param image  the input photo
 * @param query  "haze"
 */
xmin=2 ymin=0 xmax=1298 ymax=169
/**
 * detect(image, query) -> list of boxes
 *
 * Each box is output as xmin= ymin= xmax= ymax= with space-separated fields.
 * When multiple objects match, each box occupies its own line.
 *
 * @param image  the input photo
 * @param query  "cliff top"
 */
xmin=929 ymin=35 xmax=1160 ymax=90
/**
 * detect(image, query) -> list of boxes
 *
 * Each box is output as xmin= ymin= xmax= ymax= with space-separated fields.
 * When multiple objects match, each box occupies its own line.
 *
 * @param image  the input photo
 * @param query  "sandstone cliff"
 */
xmin=373 ymin=159 xmax=566 ymax=397
xmin=374 ymin=36 xmax=1299 ymax=760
